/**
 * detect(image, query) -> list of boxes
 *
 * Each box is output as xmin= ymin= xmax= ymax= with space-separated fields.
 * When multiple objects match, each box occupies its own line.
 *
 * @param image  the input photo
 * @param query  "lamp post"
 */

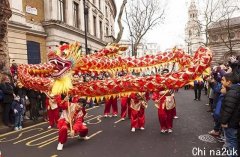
xmin=130 ymin=33 xmax=134 ymax=57
xmin=83 ymin=0 xmax=89 ymax=55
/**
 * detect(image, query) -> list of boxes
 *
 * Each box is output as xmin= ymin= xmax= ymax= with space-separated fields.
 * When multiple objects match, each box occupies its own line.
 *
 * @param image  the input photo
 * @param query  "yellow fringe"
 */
xmin=51 ymin=73 xmax=73 ymax=95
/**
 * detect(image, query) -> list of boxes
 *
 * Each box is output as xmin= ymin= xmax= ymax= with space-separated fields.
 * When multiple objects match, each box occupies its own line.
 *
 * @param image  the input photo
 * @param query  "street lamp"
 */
xmin=83 ymin=0 xmax=89 ymax=55
xmin=130 ymin=33 xmax=134 ymax=57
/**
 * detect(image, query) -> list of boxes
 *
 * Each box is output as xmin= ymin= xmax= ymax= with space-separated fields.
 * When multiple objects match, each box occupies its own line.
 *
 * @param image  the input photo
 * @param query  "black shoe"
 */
xmin=194 ymin=99 xmax=197 ymax=100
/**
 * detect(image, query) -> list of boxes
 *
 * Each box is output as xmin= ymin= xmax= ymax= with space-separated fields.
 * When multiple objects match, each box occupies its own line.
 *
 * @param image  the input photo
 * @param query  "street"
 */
xmin=0 ymin=89 xmax=222 ymax=157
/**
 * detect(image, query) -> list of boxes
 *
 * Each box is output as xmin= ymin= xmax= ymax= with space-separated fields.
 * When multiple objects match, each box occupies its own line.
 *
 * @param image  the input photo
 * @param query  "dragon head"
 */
xmin=48 ymin=42 xmax=82 ymax=78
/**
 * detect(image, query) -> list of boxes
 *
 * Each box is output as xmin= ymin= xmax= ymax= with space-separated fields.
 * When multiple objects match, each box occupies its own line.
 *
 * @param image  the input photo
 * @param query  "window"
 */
xmin=189 ymin=30 xmax=192 ymax=36
xmin=99 ymin=0 xmax=101 ymax=10
xmin=27 ymin=41 xmax=41 ymax=64
xmin=99 ymin=21 xmax=103 ymax=39
xmin=105 ymin=6 xmax=108 ymax=17
xmin=111 ymin=25 xmax=113 ymax=35
xmin=58 ymin=0 xmax=65 ymax=22
xmin=93 ymin=16 xmax=97 ymax=36
xmin=106 ymin=27 xmax=109 ymax=36
xmin=73 ymin=2 xmax=79 ymax=28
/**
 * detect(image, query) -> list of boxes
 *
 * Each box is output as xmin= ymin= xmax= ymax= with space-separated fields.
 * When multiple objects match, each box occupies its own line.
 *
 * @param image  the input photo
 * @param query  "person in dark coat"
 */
xmin=27 ymin=89 xmax=40 ymax=121
xmin=0 ymin=76 xmax=15 ymax=127
xmin=15 ymin=83 xmax=29 ymax=120
xmin=193 ymin=80 xmax=204 ymax=101
xmin=220 ymin=73 xmax=240 ymax=157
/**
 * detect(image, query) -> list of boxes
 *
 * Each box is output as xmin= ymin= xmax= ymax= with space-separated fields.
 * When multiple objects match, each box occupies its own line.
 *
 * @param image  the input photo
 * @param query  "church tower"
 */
xmin=185 ymin=0 xmax=203 ymax=55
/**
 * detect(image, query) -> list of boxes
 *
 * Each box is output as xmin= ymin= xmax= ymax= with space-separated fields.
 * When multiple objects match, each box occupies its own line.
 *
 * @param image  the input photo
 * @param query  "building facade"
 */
xmin=119 ymin=40 xmax=161 ymax=58
xmin=7 ymin=0 xmax=116 ymax=64
xmin=208 ymin=17 xmax=240 ymax=65
xmin=185 ymin=0 xmax=203 ymax=55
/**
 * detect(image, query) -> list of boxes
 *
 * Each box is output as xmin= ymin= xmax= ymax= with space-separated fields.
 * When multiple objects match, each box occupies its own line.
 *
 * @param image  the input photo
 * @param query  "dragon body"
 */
xmin=17 ymin=42 xmax=212 ymax=99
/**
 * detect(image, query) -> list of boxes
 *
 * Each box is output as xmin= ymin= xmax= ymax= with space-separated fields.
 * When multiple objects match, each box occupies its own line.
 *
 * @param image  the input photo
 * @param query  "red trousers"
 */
xmin=57 ymin=118 xmax=88 ymax=144
xmin=104 ymin=97 xmax=118 ymax=115
xmin=172 ymin=107 xmax=176 ymax=117
xmin=158 ymin=106 xmax=174 ymax=130
xmin=120 ymin=97 xmax=131 ymax=118
xmin=130 ymin=107 xmax=145 ymax=128
xmin=47 ymin=108 xmax=59 ymax=127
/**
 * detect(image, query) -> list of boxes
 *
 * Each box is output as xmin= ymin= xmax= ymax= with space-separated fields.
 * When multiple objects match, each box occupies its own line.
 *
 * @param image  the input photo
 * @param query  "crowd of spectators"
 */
xmin=201 ymin=56 xmax=240 ymax=156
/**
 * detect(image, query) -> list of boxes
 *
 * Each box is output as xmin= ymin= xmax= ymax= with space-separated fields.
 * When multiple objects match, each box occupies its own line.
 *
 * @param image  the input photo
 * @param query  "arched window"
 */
xmin=58 ymin=0 xmax=65 ymax=22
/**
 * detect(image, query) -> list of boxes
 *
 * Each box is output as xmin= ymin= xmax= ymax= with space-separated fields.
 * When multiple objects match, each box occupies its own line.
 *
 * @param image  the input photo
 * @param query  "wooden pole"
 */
xmin=67 ymin=93 xmax=73 ymax=132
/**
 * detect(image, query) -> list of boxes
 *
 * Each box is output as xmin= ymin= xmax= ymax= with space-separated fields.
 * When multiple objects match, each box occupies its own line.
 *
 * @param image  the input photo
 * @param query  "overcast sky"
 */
xmin=114 ymin=0 xmax=190 ymax=51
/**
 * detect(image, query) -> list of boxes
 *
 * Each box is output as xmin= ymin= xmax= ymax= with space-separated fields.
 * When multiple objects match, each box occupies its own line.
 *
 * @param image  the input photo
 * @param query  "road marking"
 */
xmin=0 ymin=128 xmax=44 ymax=143
xmin=26 ymin=131 xmax=58 ymax=146
xmin=86 ymin=105 xmax=99 ymax=111
xmin=88 ymin=130 xmax=102 ymax=139
xmin=84 ymin=114 xmax=94 ymax=120
xmin=50 ymin=155 xmax=58 ymax=157
xmin=0 ymin=122 xmax=47 ymax=138
xmin=14 ymin=129 xmax=56 ymax=144
xmin=0 ymin=105 xmax=101 ymax=138
xmin=85 ymin=115 xmax=103 ymax=124
xmin=114 ymin=119 xmax=124 ymax=124
xmin=38 ymin=136 xmax=58 ymax=148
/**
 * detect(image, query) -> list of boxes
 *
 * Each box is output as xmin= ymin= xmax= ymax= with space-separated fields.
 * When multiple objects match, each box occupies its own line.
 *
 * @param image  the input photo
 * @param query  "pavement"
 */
xmin=0 ymin=89 xmax=223 ymax=157
xmin=0 ymin=111 xmax=45 ymax=134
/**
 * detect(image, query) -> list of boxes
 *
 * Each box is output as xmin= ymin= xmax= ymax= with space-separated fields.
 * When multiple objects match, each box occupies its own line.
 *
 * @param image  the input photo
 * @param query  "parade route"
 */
xmin=0 ymin=90 xmax=223 ymax=157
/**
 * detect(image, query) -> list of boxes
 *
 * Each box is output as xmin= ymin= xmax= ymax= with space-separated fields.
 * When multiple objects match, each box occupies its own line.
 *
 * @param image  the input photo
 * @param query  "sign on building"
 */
xmin=26 ymin=5 xmax=38 ymax=15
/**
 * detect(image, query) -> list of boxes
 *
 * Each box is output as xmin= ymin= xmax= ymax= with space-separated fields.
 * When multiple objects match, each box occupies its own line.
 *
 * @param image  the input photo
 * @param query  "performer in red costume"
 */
xmin=104 ymin=96 xmax=118 ymax=117
xmin=45 ymin=94 xmax=60 ymax=129
xmin=129 ymin=93 xmax=148 ymax=132
xmin=152 ymin=90 xmax=175 ymax=133
xmin=72 ymin=96 xmax=87 ymax=125
xmin=56 ymin=95 xmax=89 ymax=151
xmin=120 ymin=96 xmax=130 ymax=120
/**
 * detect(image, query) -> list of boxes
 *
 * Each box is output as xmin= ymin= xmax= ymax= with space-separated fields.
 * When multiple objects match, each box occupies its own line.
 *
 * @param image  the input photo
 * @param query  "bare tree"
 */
xmin=114 ymin=0 xmax=127 ymax=43
xmin=0 ymin=0 xmax=12 ymax=73
xmin=217 ymin=0 xmax=240 ymax=57
xmin=125 ymin=0 xmax=166 ymax=56
xmin=195 ymin=0 xmax=222 ymax=46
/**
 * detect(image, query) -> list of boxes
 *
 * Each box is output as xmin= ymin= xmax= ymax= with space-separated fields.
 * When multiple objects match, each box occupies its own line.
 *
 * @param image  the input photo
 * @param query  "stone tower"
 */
xmin=185 ymin=0 xmax=203 ymax=55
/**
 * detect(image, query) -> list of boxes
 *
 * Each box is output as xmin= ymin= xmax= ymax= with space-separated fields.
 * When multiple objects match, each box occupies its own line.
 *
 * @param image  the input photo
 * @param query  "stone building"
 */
xmin=8 ymin=0 xmax=47 ymax=64
xmin=208 ymin=17 xmax=240 ymax=65
xmin=7 ymin=0 xmax=116 ymax=64
xmin=185 ymin=0 xmax=203 ymax=55
xmin=119 ymin=40 xmax=161 ymax=58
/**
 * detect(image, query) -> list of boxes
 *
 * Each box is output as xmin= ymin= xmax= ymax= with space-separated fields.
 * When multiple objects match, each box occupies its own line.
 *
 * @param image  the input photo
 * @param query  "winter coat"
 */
xmin=220 ymin=84 xmax=240 ymax=128
xmin=11 ymin=100 xmax=25 ymax=113
xmin=0 ymin=83 xmax=14 ymax=104
xmin=213 ymin=94 xmax=224 ymax=120
xmin=194 ymin=80 xmax=204 ymax=90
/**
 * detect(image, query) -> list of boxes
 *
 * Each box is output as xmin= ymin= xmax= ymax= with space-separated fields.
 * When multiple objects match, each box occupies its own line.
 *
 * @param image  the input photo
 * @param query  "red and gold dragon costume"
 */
xmin=17 ymin=42 xmax=212 ymax=100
